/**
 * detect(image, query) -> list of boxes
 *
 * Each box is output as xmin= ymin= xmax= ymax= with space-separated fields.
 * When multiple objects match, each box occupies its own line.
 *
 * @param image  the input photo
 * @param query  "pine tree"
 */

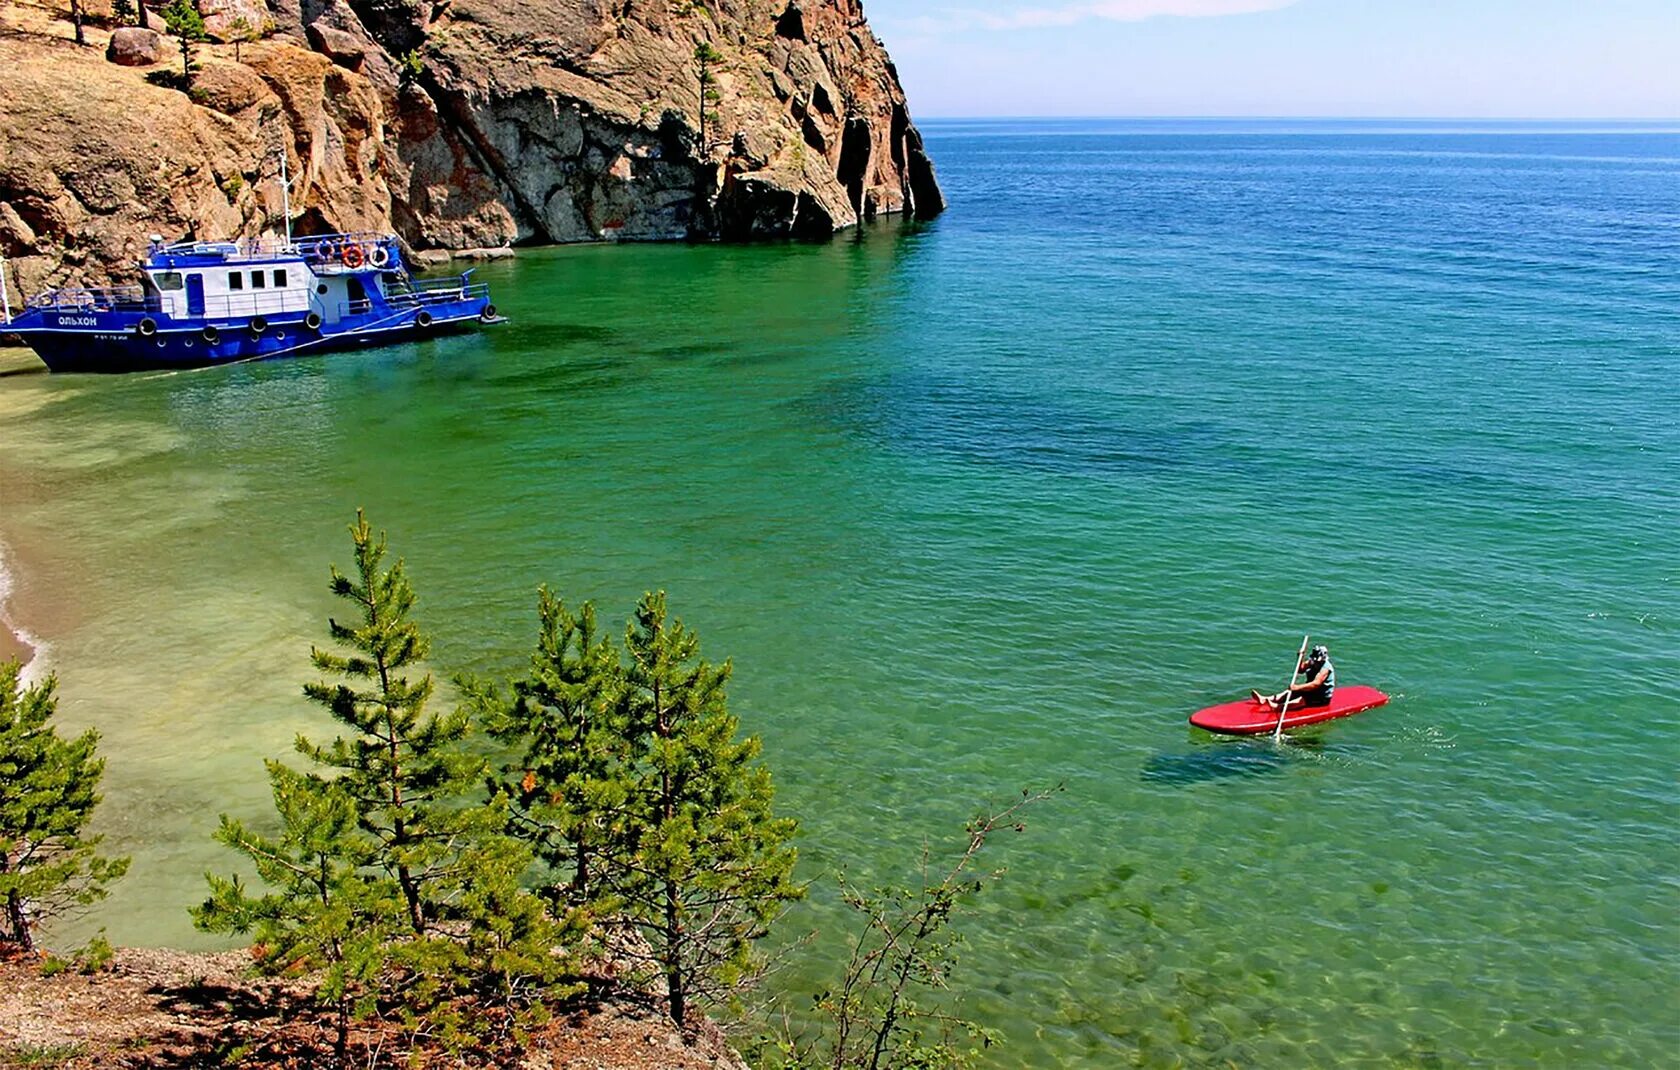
xmin=296 ymin=510 xmax=486 ymax=935
xmin=111 ymin=0 xmax=136 ymax=25
xmin=616 ymin=592 xmax=801 ymax=1031
xmin=0 ymin=661 xmax=130 ymax=953
xmin=194 ymin=762 xmax=402 ymax=1059
xmin=480 ymin=589 xmax=630 ymax=910
xmin=196 ymin=515 xmax=572 ymax=1060
xmin=228 ymin=14 xmax=255 ymax=62
xmin=694 ymin=42 xmax=725 ymax=154
xmin=159 ymin=0 xmax=205 ymax=87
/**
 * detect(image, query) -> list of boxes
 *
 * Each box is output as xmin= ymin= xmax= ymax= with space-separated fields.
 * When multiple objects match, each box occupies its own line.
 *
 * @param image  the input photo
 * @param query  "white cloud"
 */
xmin=898 ymin=0 xmax=1300 ymax=33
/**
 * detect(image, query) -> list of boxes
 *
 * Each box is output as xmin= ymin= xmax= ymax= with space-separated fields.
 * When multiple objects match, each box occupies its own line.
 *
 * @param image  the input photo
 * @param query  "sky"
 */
xmin=864 ymin=0 xmax=1680 ymax=118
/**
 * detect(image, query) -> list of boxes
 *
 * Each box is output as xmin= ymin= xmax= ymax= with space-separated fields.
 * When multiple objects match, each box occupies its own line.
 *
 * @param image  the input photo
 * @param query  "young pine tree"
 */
xmin=0 ymin=661 xmax=130 ymax=953
xmin=616 ymin=592 xmax=801 ymax=1032
xmin=159 ymin=0 xmax=205 ymax=87
xmin=480 ymin=588 xmax=630 ymax=911
xmin=194 ymin=762 xmax=403 ymax=1059
xmin=296 ymin=510 xmax=488 ymax=936
xmin=197 ymin=514 xmax=569 ymax=1059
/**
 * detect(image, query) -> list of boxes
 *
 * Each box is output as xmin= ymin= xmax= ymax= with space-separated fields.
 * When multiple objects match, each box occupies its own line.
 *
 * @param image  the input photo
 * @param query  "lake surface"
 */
xmin=1 ymin=119 xmax=1676 ymax=1067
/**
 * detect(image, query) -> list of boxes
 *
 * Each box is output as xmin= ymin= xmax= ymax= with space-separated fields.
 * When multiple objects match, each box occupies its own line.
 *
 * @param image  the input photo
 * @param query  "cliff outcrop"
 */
xmin=0 ymin=0 xmax=942 ymax=291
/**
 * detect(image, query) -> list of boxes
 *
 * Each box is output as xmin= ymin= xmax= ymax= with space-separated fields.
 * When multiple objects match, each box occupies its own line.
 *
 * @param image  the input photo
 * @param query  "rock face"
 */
xmin=0 ymin=0 xmax=943 ymax=290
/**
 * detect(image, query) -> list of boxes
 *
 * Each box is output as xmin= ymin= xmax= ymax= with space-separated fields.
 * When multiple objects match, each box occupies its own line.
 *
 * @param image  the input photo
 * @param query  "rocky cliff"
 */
xmin=0 ymin=0 xmax=942 ymax=292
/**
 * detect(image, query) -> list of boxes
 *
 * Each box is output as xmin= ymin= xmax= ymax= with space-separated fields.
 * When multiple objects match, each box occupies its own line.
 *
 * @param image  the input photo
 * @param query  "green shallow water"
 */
xmin=1 ymin=121 xmax=1677 ymax=1066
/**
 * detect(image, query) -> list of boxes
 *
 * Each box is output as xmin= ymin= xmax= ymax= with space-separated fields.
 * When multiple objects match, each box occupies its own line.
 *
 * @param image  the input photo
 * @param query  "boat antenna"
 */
xmin=279 ymin=144 xmax=294 ymax=249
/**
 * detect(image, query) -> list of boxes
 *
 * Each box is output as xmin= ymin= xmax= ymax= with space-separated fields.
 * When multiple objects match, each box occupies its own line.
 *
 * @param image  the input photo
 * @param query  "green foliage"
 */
xmin=111 ymin=0 xmax=137 ymax=25
xmin=398 ymin=48 xmax=425 ymax=88
xmin=227 ymin=14 xmax=256 ymax=62
xmin=479 ymin=589 xmax=629 ymax=912
xmin=159 ymin=0 xmax=205 ymax=87
xmin=613 ymin=591 xmax=802 ymax=1030
xmin=193 ymin=761 xmax=403 ymax=1056
xmin=0 ymin=662 xmax=130 ymax=954
xmin=295 ymin=510 xmax=489 ymax=935
xmin=760 ymin=789 xmax=1061 ymax=1070
xmin=196 ymin=513 xmax=569 ymax=1061
xmin=75 ymin=928 xmax=115 ymax=973
xmin=481 ymin=588 xmax=802 ymax=1033
xmin=1 ymin=1041 xmax=85 ymax=1068
xmin=693 ymin=42 xmax=727 ymax=154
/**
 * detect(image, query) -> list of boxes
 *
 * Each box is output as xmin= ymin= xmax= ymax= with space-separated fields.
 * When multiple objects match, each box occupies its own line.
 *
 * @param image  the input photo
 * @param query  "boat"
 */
xmin=1188 ymin=685 xmax=1391 ymax=736
xmin=0 ymin=232 xmax=502 ymax=373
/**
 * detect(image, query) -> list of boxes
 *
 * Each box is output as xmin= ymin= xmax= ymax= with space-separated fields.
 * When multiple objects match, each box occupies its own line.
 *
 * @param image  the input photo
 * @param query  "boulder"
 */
xmin=105 ymin=27 xmax=162 ymax=67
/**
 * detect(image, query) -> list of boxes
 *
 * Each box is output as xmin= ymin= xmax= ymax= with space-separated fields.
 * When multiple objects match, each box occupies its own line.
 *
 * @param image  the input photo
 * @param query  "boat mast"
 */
xmin=0 ymin=252 xmax=11 ymax=325
xmin=279 ymin=145 xmax=294 ymax=249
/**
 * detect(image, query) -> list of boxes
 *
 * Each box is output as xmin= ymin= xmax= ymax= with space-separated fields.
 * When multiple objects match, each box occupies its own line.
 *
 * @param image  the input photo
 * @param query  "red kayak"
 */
xmin=1189 ymin=685 xmax=1390 ymax=736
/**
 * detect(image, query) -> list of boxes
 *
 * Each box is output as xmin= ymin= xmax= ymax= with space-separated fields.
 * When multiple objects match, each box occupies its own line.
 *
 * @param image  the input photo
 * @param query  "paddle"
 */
xmin=1272 ymin=634 xmax=1311 ymax=741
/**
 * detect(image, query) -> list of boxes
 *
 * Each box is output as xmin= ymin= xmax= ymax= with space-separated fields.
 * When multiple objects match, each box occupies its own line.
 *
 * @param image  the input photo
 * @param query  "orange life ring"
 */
xmin=341 ymin=243 xmax=365 ymax=269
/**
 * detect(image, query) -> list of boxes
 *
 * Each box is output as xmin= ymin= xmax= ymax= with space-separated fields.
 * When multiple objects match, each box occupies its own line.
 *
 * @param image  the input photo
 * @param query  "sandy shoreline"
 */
xmin=0 ymin=344 xmax=46 ymax=676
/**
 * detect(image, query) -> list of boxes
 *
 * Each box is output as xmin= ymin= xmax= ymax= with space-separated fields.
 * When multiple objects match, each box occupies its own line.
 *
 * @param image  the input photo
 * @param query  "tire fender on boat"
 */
xmin=249 ymin=316 xmax=269 ymax=336
xmin=202 ymin=325 xmax=219 ymax=344
xmin=480 ymin=304 xmax=498 ymax=322
xmin=137 ymin=317 xmax=157 ymax=337
xmin=415 ymin=310 xmax=433 ymax=329
xmin=304 ymin=311 xmax=323 ymax=331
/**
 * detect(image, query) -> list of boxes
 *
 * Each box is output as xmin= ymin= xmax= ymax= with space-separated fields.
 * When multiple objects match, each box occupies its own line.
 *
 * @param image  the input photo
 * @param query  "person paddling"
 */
xmin=1252 ymin=644 xmax=1335 ymax=712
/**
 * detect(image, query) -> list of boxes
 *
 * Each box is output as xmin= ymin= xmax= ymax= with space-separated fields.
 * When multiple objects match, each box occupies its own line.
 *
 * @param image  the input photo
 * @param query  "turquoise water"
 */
xmin=1 ymin=119 xmax=1676 ymax=1066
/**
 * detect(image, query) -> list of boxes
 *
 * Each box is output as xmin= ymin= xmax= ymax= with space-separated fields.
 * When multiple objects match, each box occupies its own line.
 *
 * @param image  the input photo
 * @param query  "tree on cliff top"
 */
xmin=159 ymin=0 xmax=205 ymax=87
xmin=0 ymin=661 xmax=130 ymax=954
xmin=694 ymin=42 xmax=726 ymax=155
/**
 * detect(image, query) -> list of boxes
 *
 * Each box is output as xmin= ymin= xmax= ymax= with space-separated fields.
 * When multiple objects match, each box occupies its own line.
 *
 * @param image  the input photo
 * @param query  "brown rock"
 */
xmin=4 ymin=0 xmax=944 ymax=286
xmin=105 ymin=26 xmax=162 ymax=66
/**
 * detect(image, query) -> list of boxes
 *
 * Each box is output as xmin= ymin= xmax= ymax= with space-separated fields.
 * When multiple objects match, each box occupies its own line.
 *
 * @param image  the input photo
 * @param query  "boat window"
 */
xmin=273 ymin=268 xmax=287 ymax=288
xmin=251 ymin=270 xmax=266 ymax=289
xmin=228 ymin=272 xmax=243 ymax=291
xmin=153 ymin=272 xmax=184 ymax=291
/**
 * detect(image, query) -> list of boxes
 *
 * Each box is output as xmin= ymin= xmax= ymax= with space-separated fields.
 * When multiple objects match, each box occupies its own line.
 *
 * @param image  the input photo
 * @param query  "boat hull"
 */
xmin=15 ymin=307 xmax=492 ymax=373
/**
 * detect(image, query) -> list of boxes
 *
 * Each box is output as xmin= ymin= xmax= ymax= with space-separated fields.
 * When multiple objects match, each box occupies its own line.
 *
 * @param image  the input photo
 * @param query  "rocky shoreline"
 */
xmin=0 ymin=0 xmax=944 ymax=294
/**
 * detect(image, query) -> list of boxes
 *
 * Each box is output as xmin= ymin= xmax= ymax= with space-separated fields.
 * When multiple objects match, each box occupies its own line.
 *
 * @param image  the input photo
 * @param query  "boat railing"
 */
xmin=25 ymin=286 xmax=157 ymax=313
xmin=193 ymin=292 xmax=311 ymax=319
xmin=151 ymin=233 xmax=400 ymax=268
xmin=340 ymin=283 xmax=488 ymax=321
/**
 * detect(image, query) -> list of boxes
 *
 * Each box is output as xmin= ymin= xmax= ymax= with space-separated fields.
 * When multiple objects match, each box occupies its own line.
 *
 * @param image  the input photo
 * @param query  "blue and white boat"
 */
xmin=1 ymin=231 xmax=501 ymax=373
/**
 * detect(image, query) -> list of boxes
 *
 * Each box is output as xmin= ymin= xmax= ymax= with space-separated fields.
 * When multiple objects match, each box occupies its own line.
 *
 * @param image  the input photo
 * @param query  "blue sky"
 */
xmin=865 ymin=0 xmax=1679 ymax=118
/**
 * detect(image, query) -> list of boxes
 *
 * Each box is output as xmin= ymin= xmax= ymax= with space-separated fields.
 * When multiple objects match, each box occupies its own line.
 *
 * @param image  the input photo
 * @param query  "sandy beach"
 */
xmin=0 ymin=344 xmax=45 ymax=674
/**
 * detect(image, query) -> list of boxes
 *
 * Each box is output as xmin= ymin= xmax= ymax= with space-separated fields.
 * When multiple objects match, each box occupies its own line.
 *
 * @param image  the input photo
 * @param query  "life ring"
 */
xmin=415 ymin=310 xmax=433 ymax=329
xmin=304 ymin=311 xmax=323 ymax=331
xmin=249 ymin=316 xmax=269 ymax=336
xmin=341 ymin=244 xmax=365 ymax=269
xmin=202 ymin=325 xmax=220 ymax=344
xmin=368 ymin=244 xmax=391 ymax=269
xmin=137 ymin=317 xmax=157 ymax=337
xmin=317 ymin=239 xmax=339 ymax=264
